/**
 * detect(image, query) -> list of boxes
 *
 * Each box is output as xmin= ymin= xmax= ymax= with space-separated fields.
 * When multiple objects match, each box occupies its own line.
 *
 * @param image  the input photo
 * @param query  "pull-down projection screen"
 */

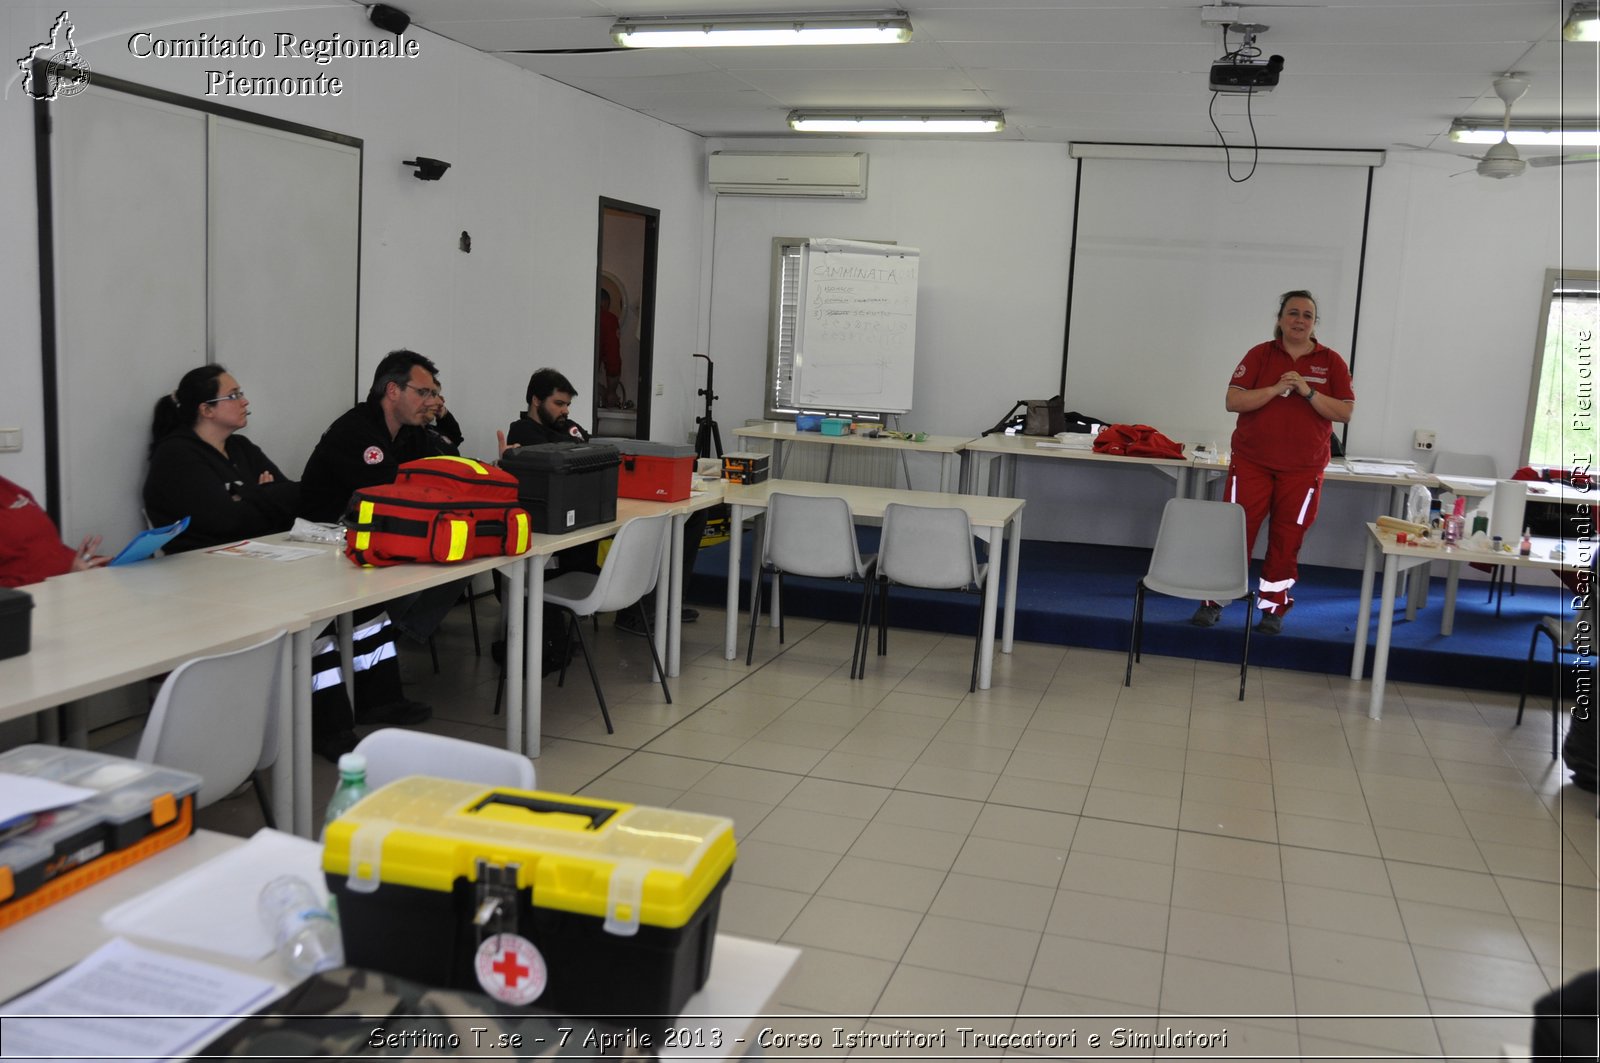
xmin=1064 ymin=153 xmax=1374 ymax=447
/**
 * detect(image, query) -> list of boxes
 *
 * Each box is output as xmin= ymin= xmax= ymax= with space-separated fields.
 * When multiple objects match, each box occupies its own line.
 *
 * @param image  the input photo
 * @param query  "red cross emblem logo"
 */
xmin=362 ymin=445 xmax=384 ymax=465
xmin=474 ymin=933 xmax=546 ymax=1005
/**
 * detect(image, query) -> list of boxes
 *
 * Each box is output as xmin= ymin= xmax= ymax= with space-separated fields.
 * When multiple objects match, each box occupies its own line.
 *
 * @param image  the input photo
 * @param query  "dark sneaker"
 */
xmin=614 ymin=610 xmax=650 ymax=637
xmin=355 ymin=698 xmax=432 ymax=725
xmin=1255 ymin=611 xmax=1283 ymax=635
xmin=1190 ymin=603 xmax=1223 ymax=627
xmin=313 ymin=729 xmax=359 ymax=763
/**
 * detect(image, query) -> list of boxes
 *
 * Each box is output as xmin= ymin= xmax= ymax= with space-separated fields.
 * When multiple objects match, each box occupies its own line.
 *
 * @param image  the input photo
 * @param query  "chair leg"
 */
xmin=878 ymin=580 xmax=890 ymax=657
xmin=1517 ymin=626 xmax=1544 ymax=724
xmin=636 ymin=603 xmax=672 ymax=704
xmin=251 ymin=771 xmax=276 ymax=830
xmin=492 ymin=666 xmax=504 ymax=716
xmin=776 ymin=572 xmax=786 ymax=645
xmin=466 ymin=588 xmax=481 ymax=657
xmin=968 ymin=603 xmax=981 ymax=695
xmin=1125 ymin=583 xmax=1144 ymax=687
xmin=428 ymin=635 xmax=439 ymax=674
xmin=851 ymin=578 xmax=874 ymax=681
xmin=745 ymin=567 xmax=765 ymax=666
xmin=1240 ymin=595 xmax=1255 ymax=701
xmin=567 ymin=613 xmax=613 ymax=733
xmin=556 ymin=610 xmax=577 ymax=689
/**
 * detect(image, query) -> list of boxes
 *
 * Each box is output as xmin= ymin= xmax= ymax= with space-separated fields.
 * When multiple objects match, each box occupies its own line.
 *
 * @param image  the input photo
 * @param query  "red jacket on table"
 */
xmin=0 ymin=477 xmax=75 ymax=587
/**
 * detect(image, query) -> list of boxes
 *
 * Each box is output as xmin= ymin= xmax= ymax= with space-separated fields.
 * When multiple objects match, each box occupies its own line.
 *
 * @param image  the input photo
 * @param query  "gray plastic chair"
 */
xmin=355 ymin=728 xmax=535 ymax=789
xmin=1517 ymin=604 xmax=1591 ymax=759
xmin=544 ymin=512 xmax=672 ymax=733
xmin=1433 ymin=451 xmax=1515 ymax=609
xmin=114 ymin=629 xmax=288 ymax=827
xmin=746 ymin=492 xmax=877 ymax=675
xmin=1125 ymin=498 xmax=1253 ymax=700
xmin=859 ymin=503 xmax=987 ymax=690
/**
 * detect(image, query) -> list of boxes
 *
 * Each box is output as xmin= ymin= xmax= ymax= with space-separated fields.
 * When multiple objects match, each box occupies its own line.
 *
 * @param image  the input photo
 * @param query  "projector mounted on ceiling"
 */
xmin=1207 ymin=19 xmax=1284 ymax=94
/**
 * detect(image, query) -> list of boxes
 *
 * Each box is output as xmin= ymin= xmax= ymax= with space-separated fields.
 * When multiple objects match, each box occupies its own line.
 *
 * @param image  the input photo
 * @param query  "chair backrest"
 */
xmin=1145 ymin=498 xmax=1249 ymax=600
xmin=354 ymin=728 xmax=536 ymax=790
xmin=764 ymin=493 xmax=868 ymax=579
xmin=1432 ymin=450 xmax=1498 ymax=478
xmin=584 ymin=512 xmax=671 ymax=613
xmin=879 ymin=503 xmax=980 ymax=590
xmin=135 ymin=629 xmax=288 ymax=809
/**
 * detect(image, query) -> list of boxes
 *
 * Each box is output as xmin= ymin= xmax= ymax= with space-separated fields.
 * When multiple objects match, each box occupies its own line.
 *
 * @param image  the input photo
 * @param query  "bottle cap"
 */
xmin=337 ymin=752 xmax=367 ymax=775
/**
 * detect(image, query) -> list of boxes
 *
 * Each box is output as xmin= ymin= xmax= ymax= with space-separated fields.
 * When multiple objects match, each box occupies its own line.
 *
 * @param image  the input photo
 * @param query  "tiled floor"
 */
xmin=190 ymin=599 xmax=1600 ymax=1060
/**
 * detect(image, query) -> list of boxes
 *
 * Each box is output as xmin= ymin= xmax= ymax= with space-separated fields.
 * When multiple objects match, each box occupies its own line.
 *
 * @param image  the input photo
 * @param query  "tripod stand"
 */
xmin=693 ymin=353 xmax=723 ymax=460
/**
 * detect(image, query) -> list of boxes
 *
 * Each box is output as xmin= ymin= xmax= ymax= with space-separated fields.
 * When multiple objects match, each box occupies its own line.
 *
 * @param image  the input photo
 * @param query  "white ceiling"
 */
xmin=398 ymin=0 xmax=1597 ymax=159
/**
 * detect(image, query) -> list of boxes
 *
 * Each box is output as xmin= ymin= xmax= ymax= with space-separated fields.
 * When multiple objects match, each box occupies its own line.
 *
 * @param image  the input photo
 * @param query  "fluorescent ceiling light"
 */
xmin=1450 ymin=119 xmax=1600 ymax=147
xmin=788 ymin=110 xmax=1004 ymax=133
xmin=611 ymin=11 xmax=911 ymax=48
xmin=1564 ymin=2 xmax=1600 ymax=41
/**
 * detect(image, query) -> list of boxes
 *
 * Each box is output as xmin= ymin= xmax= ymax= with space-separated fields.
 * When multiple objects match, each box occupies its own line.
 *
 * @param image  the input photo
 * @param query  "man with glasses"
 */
xmin=298 ymin=350 xmax=467 ymax=753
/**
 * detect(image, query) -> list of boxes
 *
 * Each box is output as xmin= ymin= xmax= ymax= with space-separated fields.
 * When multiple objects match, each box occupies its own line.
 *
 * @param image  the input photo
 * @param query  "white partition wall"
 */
xmin=48 ymin=80 xmax=360 ymax=548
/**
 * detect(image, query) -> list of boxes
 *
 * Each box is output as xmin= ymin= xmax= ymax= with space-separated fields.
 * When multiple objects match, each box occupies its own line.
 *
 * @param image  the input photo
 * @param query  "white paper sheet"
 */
xmin=206 ymin=540 xmax=323 ymax=561
xmin=0 ymin=938 xmax=279 ymax=1063
xmin=100 ymin=828 xmax=325 ymax=960
xmin=0 ymin=774 xmax=96 ymax=825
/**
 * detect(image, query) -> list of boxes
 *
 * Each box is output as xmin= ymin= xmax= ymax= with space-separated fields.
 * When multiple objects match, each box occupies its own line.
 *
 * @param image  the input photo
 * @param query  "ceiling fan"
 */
xmin=1453 ymin=75 xmax=1599 ymax=179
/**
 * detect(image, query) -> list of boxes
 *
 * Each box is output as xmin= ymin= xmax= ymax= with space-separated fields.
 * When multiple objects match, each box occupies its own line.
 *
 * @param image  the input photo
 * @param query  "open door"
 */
xmin=595 ymin=199 xmax=659 ymax=440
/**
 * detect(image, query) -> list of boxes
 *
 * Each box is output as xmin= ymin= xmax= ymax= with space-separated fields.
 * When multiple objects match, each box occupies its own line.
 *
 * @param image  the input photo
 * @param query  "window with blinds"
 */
xmin=763 ymin=237 xmax=885 ymax=422
xmin=1525 ymin=268 xmax=1600 ymax=467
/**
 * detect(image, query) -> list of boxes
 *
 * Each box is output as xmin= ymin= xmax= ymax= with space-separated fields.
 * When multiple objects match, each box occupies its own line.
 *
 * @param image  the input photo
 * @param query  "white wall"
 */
xmin=704 ymin=135 xmax=1596 ymax=567
xmin=0 ymin=0 xmax=707 ymax=532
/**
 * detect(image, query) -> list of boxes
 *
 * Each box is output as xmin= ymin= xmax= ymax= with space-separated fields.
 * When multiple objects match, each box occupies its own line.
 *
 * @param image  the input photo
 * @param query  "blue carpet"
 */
xmin=688 ymin=530 xmax=1566 ymax=694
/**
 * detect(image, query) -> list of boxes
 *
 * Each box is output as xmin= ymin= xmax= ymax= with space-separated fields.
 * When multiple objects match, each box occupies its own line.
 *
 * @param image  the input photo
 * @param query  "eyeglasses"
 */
xmin=403 ymin=383 xmax=442 ymax=400
xmin=202 ymin=390 xmax=245 ymax=405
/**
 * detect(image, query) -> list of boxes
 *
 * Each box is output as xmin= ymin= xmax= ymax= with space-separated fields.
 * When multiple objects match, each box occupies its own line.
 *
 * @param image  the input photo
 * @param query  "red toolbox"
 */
xmin=592 ymin=438 xmax=695 ymax=502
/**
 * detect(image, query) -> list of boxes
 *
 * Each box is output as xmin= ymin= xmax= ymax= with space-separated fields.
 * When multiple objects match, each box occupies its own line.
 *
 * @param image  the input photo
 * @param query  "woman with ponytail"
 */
xmin=143 ymin=365 xmax=299 ymax=552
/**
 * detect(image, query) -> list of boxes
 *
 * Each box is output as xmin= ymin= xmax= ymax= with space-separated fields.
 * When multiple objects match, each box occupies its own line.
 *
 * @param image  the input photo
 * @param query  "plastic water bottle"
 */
xmin=259 ymin=875 xmax=343 ymax=978
xmin=322 ymin=752 xmax=369 ymax=836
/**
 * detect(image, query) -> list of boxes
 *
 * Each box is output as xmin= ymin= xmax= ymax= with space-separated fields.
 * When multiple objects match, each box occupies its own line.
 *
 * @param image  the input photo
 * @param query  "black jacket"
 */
xmin=299 ymin=400 xmax=462 ymax=522
xmin=143 ymin=429 xmax=300 ymax=552
xmin=505 ymin=411 xmax=589 ymax=447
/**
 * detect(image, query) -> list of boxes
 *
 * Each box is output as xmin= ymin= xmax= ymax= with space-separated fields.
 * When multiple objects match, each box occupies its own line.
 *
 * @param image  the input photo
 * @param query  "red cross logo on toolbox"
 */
xmin=475 ymin=933 xmax=547 ymax=1005
xmin=363 ymin=445 xmax=384 ymax=465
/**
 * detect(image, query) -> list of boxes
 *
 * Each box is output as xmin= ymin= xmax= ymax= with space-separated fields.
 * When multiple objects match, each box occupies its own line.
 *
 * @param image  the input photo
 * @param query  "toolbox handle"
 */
xmin=467 ymin=792 xmax=616 ymax=829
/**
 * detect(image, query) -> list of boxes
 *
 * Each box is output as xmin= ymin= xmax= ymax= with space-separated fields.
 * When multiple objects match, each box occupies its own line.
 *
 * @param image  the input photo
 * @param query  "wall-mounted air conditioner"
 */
xmin=707 ymin=151 xmax=868 ymax=198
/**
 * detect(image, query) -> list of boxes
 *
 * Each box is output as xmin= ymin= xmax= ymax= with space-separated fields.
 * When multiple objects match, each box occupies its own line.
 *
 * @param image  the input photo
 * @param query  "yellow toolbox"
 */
xmin=323 ymin=778 xmax=735 ymax=1027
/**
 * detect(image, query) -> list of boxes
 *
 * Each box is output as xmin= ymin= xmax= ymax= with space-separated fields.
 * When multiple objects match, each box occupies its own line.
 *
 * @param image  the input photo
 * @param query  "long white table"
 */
xmin=734 ymin=421 xmax=973 ymax=493
xmin=0 ymin=828 xmax=800 ymax=1059
xmin=963 ymin=431 xmax=1197 ymax=499
xmin=1350 ymin=524 xmax=1587 ymax=720
xmin=719 ymin=479 xmax=1025 ymax=689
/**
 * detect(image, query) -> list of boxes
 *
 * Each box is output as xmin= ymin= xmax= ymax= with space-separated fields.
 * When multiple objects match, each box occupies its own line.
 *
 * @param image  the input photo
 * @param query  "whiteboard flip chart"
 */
xmin=794 ymin=237 xmax=920 ymax=414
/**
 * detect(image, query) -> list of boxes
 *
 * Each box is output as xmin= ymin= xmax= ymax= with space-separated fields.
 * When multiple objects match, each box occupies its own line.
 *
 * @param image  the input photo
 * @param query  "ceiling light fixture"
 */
xmin=788 ymin=110 xmax=1004 ymax=134
xmin=1449 ymin=119 xmax=1600 ymax=147
xmin=1564 ymin=1 xmax=1600 ymax=41
xmin=611 ymin=11 xmax=911 ymax=48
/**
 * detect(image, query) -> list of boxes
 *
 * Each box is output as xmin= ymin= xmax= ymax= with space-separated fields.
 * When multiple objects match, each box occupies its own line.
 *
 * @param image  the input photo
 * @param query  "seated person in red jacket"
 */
xmin=143 ymin=365 xmax=300 ymax=552
xmin=0 ymin=476 xmax=107 ymax=587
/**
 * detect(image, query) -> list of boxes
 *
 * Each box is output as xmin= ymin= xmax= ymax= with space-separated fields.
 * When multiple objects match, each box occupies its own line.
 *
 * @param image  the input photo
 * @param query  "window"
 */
xmin=762 ymin=236 xmax=885 ymax=422
xmin=1525 ymin=269 xmax=1600 ymax=472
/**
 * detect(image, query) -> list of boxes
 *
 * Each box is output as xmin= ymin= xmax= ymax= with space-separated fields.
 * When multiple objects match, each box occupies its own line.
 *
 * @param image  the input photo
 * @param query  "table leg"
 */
xmin=668 ymin=512 xmax=685 ymax=677
xmin=1351 ymin=534 xmax=1378 ymax=680
xmin=1441 ymin=560 xmax=1461 ymax=637
xmin=1003 ymin=511 xmax=1021 ymax=654
xmin=1368 ymin=556 xmax=1400 ymax=720
xmin=941 ymin=453 xmax=956 ymax=494
xmin=725 ymin=504 xmax=744 ymax=660
xmin=273 ymin=634 xmax=294 ymax=835
xmin=772 ymin=441 xmax=788 ymax=480
xmin=978 ymin=531 xmax=1001 ymax=689
xmin=336 ymin=613 xmax=355 ymax=711
xmin=291 ymin=627 xmax=314 ymax=837
xmin=654 ymin=523 xmax=671 ymax=683
xmin=517 ymin=558 xmax=539 ymax=757
xmin=1005 ymin=454 xmax=1018 ymax=497
xmin=1405 ymin=564 xmax=1424 ymax=622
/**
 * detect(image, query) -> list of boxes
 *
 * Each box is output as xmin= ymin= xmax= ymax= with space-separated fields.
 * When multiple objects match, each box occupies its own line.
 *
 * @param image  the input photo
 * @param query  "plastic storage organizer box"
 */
xmin=323 ymin=777 xmax=735 ymax=1029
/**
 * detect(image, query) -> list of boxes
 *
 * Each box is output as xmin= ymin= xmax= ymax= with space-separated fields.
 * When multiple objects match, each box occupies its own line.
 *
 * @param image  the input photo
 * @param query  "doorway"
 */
xmin=595 ymin=199 xmax=659 ymax=440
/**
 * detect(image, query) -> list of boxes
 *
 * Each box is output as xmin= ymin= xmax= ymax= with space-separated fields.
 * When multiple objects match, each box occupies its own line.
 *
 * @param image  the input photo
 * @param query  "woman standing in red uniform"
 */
xmin=1193 ymin=290 xmax=1355 ymax=634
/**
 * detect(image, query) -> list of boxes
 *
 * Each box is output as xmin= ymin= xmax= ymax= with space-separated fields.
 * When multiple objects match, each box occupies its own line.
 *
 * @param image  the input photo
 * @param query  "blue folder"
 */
xmin=108 ymin=517 xmax=190 ymax=567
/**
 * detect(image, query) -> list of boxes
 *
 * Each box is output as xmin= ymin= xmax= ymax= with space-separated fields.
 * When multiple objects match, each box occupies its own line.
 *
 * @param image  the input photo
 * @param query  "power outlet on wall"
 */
xmin=655 ymin=383 xmax=664 ymax=396
xmin=1414 ymin=429 xmax=1436 ymax=451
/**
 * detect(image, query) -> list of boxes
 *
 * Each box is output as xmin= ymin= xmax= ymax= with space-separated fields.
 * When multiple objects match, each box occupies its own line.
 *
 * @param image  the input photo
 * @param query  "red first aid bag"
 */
xmin=1092 ymin=423 xmax=1186 ymax=459
xmin=344 ymin=456 xmax=532 ymax=567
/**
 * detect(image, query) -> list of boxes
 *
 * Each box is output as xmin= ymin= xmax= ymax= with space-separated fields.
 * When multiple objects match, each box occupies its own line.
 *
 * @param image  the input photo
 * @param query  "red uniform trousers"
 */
xmin=1225 ymin=455 xmax=1323 ymax=615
